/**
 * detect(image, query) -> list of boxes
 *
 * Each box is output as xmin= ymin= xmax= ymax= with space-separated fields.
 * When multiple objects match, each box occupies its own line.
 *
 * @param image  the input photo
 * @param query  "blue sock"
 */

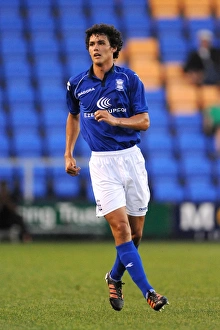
xmin=110 ymin=252 xmax=126 ymax=281
xmin=110 ymin=243 xmax=139 ymax=281
xmin=116 ymin=240 xmax=154 ymax=298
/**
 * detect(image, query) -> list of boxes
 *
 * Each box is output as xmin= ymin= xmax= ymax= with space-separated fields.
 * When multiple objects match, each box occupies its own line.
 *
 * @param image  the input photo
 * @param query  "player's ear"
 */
xmin=111 ymin=46 xmax=117 ymax=53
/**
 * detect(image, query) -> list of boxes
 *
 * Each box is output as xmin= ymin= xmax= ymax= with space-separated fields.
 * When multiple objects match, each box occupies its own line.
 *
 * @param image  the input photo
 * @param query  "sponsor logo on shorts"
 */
xmin=97 ymin=199 xmax=102 ymax=212
xmin=139 ymin=206 xmax=148 ymax=211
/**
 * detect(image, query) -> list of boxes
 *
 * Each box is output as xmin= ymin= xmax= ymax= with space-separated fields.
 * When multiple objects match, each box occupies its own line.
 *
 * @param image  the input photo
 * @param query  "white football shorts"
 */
xmin=89 ymin=145 xmax=150 ymax=217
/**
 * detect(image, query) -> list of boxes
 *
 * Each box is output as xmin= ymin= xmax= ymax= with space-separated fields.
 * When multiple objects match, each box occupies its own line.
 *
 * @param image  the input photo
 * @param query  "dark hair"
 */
xmin=85 ymin=23 xmax=123 ymax=59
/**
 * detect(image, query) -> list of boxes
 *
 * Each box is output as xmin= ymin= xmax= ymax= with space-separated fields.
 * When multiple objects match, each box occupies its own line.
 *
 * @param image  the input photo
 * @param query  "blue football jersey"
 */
xmin=66 ymin=65 xmax=148 ymax=151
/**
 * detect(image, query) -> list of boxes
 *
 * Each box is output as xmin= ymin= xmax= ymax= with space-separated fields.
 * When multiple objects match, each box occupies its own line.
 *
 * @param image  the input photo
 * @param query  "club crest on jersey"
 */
xmin=115 ymin=79 xmax=124 ymax=91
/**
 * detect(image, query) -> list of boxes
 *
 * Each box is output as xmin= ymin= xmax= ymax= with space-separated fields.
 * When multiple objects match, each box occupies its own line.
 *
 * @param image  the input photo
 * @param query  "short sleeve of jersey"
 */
xmin=126 ymin=69 xmax=148 ymax=115
xmin=66 ymin=76 xmax=80 ymax=115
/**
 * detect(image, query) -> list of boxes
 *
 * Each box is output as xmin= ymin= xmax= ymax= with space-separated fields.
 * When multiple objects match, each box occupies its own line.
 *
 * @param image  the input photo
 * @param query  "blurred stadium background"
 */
xmin=0 ymin=0 xmax=220 ymax=239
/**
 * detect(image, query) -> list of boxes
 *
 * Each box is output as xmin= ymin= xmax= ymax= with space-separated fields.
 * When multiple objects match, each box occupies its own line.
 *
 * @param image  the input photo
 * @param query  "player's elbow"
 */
xmin=142 ymin=115 xmax=150 ymax=131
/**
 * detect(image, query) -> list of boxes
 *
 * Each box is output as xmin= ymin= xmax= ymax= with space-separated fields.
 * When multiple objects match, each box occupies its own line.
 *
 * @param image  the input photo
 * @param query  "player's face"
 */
xmin=88 ymin=34 xmax=116 ymax=66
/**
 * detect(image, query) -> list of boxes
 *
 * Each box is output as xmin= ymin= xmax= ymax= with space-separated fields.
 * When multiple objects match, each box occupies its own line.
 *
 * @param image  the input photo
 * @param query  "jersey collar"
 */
xmin=88 ymin=64 xmax=115 ymax=78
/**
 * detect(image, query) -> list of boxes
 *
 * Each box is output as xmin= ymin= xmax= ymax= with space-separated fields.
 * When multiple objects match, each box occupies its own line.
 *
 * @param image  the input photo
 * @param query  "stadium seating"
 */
xmin=126 ymin=37 xmax=160 ymax=62
xmin=33 ymin=166 xmax=50 ymax=198
xmin=51 ymin=166 xmax=81 ymax=199
xmin=26 ymin=7 xmax=55 ymax=32
xmin=1 ymin=35 xmax=28 ymax=59
xmin=151 ymin=177 xmax=185 ymax=203
xmin=0 ymin=110 xmax=8 ymax=134
xmin=170 ymin=113 xmax=203 ymax=134
xmin=65 ymin=53 xmax=91 ymax=77
xmin=159 ymin=35 xmax=189 ymax=63
xmin=0 ymin=7 xmax=23 ymax=32
xmin=122 ymin=13 xmax=152 ymax=38
xmin=58 ymin=10 xmax=88 ymax=37
xmin=12 ymin=131 xmax=43 ymax=157
xmin=74 ymin=134 xmax=91 ymax=158
xmin=44 ymin=129 xmax=65 ymax=157
xmin=175 ymin=132 xmax=208 ymax=157
xmin=38 ymin=83 xmax=65 ymax=103
xmin=9 ymin=108 xmax=40 ymax=133
xmin=154 ymin=17 xmax=184 ymax=39
xmin=180 ymin=153 xmax=213 ymax=178
xmin=120 ymin=0 xmax=147 ymax=12
xmin=142 ymin=131 xmax=174 ymax=155
xmin=24 ymin=0 xmax=52 ymax=7
xmin=33 ymin=54 xmax=64 ymax=77
xmin=0 ymin=0 xmax=20 ymax=7
xmin=129 ymin=60 xmax=164 ymax=89
xmin=0 ymin=165 xmax=15 ymax=188
xmin=0 ymin=134 xmax=11 ymax=157
xmin=214 ymin=0 xmax=220 ymax=17
xmin=6 ymin=78 xmax=35 ymax=106
xmin=89 ymin=8 xmax=120 ymax=29
xmin=181 ymin=0 xmax=212 ymax=18
xmin=214 ymin=158 xmax=220 ymax=189
xmin=86 ymin=182 xmax=96 ymax=202
xmin=163 ymin=62 xmax=185 ymax=85
xmin=8 ymin=100 xmax=37 ymax=117
xmin=166 ymin=84 xmax=199 ymax=114
xmin=198 ymin=85 xmax=220 ymax=110
xmin=186 ymin=18 xmax=215 ymax=48
xmin=149 ymin=0 xmax=181 ymax=18
xmin=184 ymin=178 xmax=218 ymax=202
xmin=79 ymin=166 xmax=95 ymax=201
xmin=146 ymin=109 xmax=171 ymax=131
xmin=126 ymin=37 xmax=160 ymax=78
xmin=147 ymin=155 xmax=180 ymax=180
xmin=145 ymin=88 xmax=167 ymax=110
xmin=56 ymin=0 xmax=84 ymax=7
xmin=31 ymin=35 xmax=60 ymax=56
xmin=40 ymin=107 xmax=67 ymax=131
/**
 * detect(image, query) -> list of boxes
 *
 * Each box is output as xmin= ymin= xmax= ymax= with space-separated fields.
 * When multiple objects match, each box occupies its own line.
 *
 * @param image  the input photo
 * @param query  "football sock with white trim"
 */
xmin=116 ymin=240 xmax=154 ymax=297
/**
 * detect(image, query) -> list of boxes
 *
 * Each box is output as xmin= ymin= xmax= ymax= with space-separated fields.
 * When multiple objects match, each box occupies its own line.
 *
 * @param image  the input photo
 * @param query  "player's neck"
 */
xmin=92 ymin=62 xmax=113 ymax=80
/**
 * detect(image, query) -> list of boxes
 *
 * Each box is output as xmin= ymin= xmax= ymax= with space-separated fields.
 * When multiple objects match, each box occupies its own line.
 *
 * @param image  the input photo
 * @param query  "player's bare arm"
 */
xmin=64 ymin=113 xmax=81 ymax=176
xmin=94 ymin=111 xmax=150 ymax=131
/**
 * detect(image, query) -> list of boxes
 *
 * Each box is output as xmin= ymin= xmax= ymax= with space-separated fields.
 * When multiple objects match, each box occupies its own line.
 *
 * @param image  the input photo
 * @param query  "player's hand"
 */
xmin=65 ymin=157 xmax=81 ymax=176
xmin=94 ymin=110 xmax=117 ymax=126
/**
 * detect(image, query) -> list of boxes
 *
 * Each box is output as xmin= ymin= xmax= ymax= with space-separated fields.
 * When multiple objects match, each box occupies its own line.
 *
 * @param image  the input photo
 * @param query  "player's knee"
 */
xmin=132 ymin=231 xmax=142 ymax=247
xmin=112 ymin=221 xmax=131 ymax=241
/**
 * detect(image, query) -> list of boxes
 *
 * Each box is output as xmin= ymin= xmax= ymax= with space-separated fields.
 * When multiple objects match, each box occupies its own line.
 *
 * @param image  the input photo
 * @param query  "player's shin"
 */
xmin=116 ymin=240 xmax=154 ymax=297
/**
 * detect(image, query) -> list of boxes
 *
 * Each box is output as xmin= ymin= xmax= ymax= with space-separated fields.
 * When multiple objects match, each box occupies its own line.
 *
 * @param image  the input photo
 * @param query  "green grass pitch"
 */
xmin=0 ymin=241 xmax=219 ymax=330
